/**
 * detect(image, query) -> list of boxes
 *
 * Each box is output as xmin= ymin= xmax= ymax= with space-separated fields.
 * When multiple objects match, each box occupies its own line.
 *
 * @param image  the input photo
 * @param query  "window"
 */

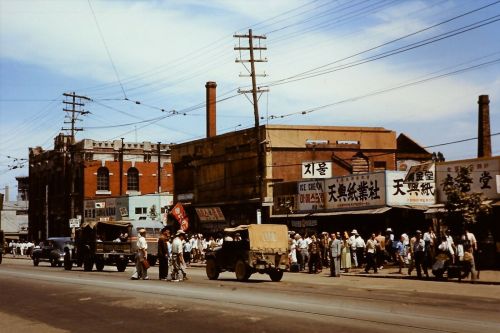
xmin=135 ymin=207 xmax=147 ymax=214
xmin=97 ymin=167 xmax=109 ymax=191
xmin=127 ymin=167 xmax=139 ymax=191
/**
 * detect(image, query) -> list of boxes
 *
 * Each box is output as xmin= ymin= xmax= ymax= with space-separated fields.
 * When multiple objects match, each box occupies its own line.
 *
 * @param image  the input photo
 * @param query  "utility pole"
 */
xmin=234 ymin=29 xmax=268 ymax=132
xmin=234 ymin=29 xmax=269 ymax=204
xmin=62 ymin=92 xmax=89 ymax=228
xmin=62 ymin=92 xmax=90 ymax=143
xmin=157 ymin=142 xmax=161 ymax=193
xmin=120 ymin=138 xmax=124 ymax=196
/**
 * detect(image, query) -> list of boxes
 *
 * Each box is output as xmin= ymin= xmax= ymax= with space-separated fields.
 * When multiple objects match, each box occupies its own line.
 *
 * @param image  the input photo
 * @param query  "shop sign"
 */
xmin=195 ymin=207 xmax=226 ymax=222
xmin=325 ymin=173 xmax=385 ymax=210
xmin=302 ymin=161 xmax=332 ymax=179
xmin=435 ymin=157 xmax=500 ymax=202
xmin=274 ymin=195 xmax=297 ymax=214
xmin=297 ymin=180 xmax=325 ymax=211
xmin=291 ymin=220 xmax=318 ymax=228
xmin=386 ymin=170 xmax=435 ymax=206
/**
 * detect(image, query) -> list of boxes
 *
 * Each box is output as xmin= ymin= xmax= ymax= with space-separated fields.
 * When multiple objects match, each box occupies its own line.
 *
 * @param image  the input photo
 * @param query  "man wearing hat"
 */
xmin=413 ymin=230 xmax=428 ymax=279
xmin=131 ymin=228 xmax=149 ymax=280
xmin=171 ymin=230 xmax=188 ymax=281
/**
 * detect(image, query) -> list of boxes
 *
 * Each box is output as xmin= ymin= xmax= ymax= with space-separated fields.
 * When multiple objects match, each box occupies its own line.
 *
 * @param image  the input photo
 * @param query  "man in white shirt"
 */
xmin=131 ymin=228 xmax=149 ymax=280
xmin=349 ymin=230 xmax=358 ymax=267
xmin=465 ymin=228 xmax=477 ymax=252
xmin=171 ymin=230 xmax=188 ymax=281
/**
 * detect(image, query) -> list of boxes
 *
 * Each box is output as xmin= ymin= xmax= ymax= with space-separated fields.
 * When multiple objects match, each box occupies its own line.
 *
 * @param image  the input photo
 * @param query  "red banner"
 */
xmin=171 ymin=202 xmax=189 ymax=231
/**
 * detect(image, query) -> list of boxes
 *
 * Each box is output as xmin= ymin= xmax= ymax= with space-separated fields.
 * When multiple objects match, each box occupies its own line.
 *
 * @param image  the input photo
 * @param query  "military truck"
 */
xmin=64 ymin=220 xmax=163 ymax=272
xmin=205 ymin=224 xmax=289 ymax=282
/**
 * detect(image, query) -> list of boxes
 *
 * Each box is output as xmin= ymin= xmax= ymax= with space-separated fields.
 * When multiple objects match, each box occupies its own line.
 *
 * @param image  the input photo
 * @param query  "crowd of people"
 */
xmin=6 ymin=240 xmax=35 ymax=257
xmin=131 ymin=228 xmax=226 ymax=282
xmin=288 ymin=227 xmax=479 ymax=280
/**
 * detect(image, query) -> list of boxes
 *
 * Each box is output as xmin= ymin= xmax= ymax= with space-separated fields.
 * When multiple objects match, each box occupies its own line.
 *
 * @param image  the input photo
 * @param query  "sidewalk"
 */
xmin=341 ymin=265 xmax=500 ymax=285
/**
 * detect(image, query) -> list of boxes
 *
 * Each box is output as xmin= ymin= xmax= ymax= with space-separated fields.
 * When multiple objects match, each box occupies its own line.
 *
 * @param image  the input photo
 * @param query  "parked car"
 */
xmin=205 ymin=224 xmax=290 ymax=282
xmin=31 ymin=237 xmax=73 ymax=267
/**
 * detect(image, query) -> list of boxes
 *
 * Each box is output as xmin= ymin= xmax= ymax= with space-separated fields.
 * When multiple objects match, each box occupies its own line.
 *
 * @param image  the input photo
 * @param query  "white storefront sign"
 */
xmin=436 ymin=157 xmax=500 ymax=202
xmin=302 ymin=161 xmax=332 ymax=179
xmin=386 ymin=170 xmax=436 ymax=206
xmin=69 ymin=218 xmax=80 ymax=228
xmin=297 ymin=180 xmax=325 ymax=211
xmin=324 ymin=173 xmax=386 ymax=210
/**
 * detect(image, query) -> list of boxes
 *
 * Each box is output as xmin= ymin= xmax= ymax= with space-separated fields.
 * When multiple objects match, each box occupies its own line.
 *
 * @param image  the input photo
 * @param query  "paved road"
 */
xmin=1 ymin=258 xmax=499 ymax=333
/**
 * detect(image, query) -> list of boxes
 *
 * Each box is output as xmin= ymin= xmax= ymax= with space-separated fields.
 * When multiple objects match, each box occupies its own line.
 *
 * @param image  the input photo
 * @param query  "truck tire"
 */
xmin=95 ymin=259 xmax=105 ymax=271
xmin=64 ymin=252 xmax=72 ymax=270
xmin=83 ymin=255 xmax=94 ymax=271
xmin=116 ymin=258 xmax=128 ymax=272
xmin=206 ymin=258 xmax=219 ymax=280
xmin=235 ymin=260 xmax=250 ymax=282
xmin=269 ymin=269 xmax=283 ymax=282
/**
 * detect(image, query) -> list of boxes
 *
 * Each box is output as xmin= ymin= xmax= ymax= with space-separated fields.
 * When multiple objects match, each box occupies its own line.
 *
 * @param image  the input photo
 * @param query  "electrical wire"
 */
xmin=87 ymin=0 xmax=128 ymax=99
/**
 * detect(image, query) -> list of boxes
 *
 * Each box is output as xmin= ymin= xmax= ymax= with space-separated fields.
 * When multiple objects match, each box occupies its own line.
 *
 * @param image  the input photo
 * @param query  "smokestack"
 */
xmin=206 ymin=81 xmax=217 ymax=138
xmin=478 ymin=95 xmax=492 ymax=158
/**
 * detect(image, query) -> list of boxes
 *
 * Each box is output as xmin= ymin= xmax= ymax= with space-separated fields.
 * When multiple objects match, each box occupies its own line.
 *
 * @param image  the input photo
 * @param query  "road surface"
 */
xmin=0 ymin=258 xmax=499 ymax=333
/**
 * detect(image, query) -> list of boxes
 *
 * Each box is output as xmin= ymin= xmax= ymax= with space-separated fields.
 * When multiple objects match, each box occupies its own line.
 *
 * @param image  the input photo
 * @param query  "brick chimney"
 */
xmin=206 ymin=81 xmax=217 ymax=138
xmin=478 ymin=95 xmax=492 ymax=158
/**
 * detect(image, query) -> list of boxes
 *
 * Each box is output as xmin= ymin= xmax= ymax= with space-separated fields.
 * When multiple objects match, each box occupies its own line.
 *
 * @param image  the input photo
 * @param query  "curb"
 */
xmin=341 ymin=271 xmax=500 ymax=285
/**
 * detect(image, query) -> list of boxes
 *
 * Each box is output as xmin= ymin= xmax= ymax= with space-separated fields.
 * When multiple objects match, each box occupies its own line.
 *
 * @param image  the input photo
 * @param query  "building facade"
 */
xmin=28 ymin=134 xmax=173 ymax=241
xmin=171 ymin=124 xmax=429 ymax=233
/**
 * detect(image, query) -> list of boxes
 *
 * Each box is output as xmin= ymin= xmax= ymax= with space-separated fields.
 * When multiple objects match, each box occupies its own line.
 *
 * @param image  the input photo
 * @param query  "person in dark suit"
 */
xmin=158 ymin=227 xmax=170 ymax=280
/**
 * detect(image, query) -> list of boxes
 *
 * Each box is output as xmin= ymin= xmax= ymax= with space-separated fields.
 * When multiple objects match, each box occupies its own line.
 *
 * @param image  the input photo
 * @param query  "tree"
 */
xmin=442 ymin=166 xmax=491 ymax=230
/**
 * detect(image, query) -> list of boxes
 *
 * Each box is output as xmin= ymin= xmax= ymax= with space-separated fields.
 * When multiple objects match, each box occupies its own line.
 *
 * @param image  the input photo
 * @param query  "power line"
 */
xmin=87 ymin=0 xmax=127 ymax=99
xmin=268 ymin=1 xmax=500 ymax=84
xmin=264 ymin=56 xmax=500 ymax=121
xmin=266 ymin=13 xmax=500 ymax=87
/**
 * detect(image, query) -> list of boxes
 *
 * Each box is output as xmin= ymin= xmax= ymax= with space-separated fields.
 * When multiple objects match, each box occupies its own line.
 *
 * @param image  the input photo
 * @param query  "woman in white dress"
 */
xmin=341 ymin=231 xmax=352 ymax=273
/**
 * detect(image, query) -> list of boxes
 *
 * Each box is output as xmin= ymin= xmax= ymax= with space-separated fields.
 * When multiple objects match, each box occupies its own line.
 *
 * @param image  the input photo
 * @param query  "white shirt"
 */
xmin=172 ymin=237 xmax=183 ymax=254
xmin=355 ymin=237 xmax=365 ymax=248
xmin=136 ymin=235 xmax=147 ymax=251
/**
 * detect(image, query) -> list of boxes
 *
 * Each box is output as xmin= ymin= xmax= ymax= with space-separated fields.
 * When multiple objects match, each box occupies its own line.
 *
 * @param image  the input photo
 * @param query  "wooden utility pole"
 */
xmin=234 ymin=29 xmax=268 ymax=131
xmin=62 ymin=92 xmax=90 ymax=142
xmin=120 ymin=138 xmax=124 ymax=196
xmin=62 ymin=92 xmax=89 ymax=223
xmin=234 ymin=29 xmax=269 ymax=207
xmin=157 ymin=142 xmax=161 ymax=193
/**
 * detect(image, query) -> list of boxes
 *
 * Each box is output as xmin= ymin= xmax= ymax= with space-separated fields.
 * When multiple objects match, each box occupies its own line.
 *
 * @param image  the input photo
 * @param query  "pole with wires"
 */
xmin=234 ymin=29 xmax=269 ymax=215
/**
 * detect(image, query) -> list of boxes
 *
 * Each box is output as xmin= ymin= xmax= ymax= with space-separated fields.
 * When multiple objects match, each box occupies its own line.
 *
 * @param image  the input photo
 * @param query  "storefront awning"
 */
xmin=270 ymin=213 xmax=312 ymax=219
xmin=310 ymin=206 xmax=391 ymax=216
xmin=389 ymin=205 xmax=429 ymax=211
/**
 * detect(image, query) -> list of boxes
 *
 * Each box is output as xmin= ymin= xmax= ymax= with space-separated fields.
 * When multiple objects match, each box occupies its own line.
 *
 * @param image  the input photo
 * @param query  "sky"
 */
xmin=1 ymin=0 xmax=499 ymax=198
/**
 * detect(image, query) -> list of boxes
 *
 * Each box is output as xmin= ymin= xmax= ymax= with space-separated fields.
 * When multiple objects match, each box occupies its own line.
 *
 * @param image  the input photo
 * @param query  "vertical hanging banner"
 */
xmin=171 ymin=202 xmax=189 ymax=231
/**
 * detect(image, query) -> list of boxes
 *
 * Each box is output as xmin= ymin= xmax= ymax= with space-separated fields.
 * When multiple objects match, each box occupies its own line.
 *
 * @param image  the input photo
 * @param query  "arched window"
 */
xmin=97 ymin=167 xmax=109 ymax=191
xmin=127 ymin=167 xmax=139 ymax=191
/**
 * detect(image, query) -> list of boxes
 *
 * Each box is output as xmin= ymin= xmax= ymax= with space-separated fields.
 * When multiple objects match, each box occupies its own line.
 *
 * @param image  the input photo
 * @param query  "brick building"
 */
xmin=171 ymin=82 xmax=432 ymax=233
xmin=29 ymin=134 xmax=172 ymax=240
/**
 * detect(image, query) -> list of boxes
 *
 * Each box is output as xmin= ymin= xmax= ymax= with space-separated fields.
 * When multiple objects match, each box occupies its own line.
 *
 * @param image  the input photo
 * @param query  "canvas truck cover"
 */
xmin=248 ymin=224 xmax=289 ymax=253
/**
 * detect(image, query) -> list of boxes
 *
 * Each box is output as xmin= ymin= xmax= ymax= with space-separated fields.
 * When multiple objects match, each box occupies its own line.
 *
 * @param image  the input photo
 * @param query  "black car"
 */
xmin=32 ymin=237 xmax=73 ymax=267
